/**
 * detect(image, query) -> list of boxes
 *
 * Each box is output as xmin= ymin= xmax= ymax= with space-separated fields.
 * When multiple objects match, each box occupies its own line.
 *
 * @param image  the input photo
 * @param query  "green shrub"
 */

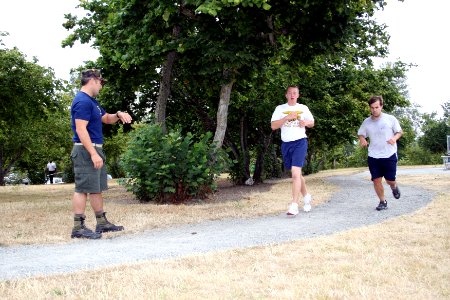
xmin=399 ymin=144 xmax=442 ymax=165
xmin=120 ymin=124 xmax=229 ymax=203
xmin=262 ymin=144 xmax=283 ymax=179
xmin=61 ymin=154 xmax=75 ymax=183
xmin=104 ymin=130 xmax=130 ymax=179
xmin=344 ymin=145 xmax=368 ymax=168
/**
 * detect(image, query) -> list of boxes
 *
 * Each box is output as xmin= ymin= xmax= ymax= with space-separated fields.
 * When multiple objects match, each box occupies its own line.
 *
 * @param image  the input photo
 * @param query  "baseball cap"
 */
xmin=81 ymin=69 xmax=106 ymax=85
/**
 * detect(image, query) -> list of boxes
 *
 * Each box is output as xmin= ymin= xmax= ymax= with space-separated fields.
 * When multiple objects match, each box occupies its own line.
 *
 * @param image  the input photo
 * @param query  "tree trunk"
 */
xmin=240 ymin=115 xmax=251 ymax=179
xmin=155 ymin=50 xmax=176 ymax=134
xmin=0 ymin=147 xmax=3 ymax=186
xmin=213 ymin=71 xmax=235 ymax=149
xmin=155 ymin=25 xmax=180 ymax=134
xmin=0 ymin=145 xmax=23 ymax=186
xmin=253 ymin=132 xmax=273 ymax=183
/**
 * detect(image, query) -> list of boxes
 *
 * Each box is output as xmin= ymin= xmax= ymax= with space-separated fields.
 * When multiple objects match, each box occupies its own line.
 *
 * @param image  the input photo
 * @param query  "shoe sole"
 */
xmin=71 ymin=233 xmax=102 ymax=239
xmin=286 ymin=212 xmax=298 ymax=216
xmin=96 ymin=227 xmax=125 ymax=233
xmin=376 ymin=207 xmax=388 ymax=211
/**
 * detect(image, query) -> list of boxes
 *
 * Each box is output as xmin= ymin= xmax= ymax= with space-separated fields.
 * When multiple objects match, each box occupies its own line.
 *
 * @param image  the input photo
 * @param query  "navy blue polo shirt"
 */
xmin=71 ymin=91 xmax=106 ymax=144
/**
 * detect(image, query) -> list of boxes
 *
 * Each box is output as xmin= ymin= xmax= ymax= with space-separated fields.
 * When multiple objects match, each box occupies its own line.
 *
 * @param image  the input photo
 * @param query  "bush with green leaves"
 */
xmin=103 ymin=130 xmax=130 ymax=179
xmin=62 ymin=156 xmax=74 ymax=184
xmin=399 ymin=144 xmax=442 ymax=166
xmin=344 ymin=144 xmax=369 ymax=168
xmin=120 ymin=124 xmax=229 ymax=203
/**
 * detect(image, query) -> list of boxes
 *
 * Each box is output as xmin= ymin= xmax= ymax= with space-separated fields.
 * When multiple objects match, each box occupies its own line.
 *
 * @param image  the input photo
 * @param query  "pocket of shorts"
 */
xmin=74 ymin=172 xmax=100 ymax=193
xmin=70 ymin=151 xmax=78 ymax=162
xmin=97 ymin=149 xmax=106 ymax=162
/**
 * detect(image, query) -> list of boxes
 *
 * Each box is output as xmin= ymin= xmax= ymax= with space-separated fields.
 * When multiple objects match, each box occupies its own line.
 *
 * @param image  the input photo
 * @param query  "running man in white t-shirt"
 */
xmin=271 ymin=85 xmax=315 ymax=216
xmin=358 ymin=95 xmax=402 ymax=211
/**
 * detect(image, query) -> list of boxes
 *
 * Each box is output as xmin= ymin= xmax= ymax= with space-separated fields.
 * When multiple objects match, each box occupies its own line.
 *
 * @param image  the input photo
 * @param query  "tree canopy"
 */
xmin=61 ymin=0 xmax=412 ymax=183
xmin=0 ymin=36 xmax=71 ymax=185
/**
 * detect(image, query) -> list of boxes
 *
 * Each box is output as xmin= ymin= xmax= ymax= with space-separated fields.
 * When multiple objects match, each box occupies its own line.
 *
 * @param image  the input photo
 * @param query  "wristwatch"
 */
xmin=116 ymin=111 xmax=122 ymax=118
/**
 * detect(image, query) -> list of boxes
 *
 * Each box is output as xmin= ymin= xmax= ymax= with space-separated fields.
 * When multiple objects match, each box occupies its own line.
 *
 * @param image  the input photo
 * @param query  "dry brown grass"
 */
xmin=0 ymin=166 xmax=449 ymax=299
xmin=0 ymin=168 xmax=362 ymax=246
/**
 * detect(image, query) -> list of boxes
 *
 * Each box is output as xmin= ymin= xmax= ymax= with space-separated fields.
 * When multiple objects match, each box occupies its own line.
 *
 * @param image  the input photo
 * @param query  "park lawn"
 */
xmin=0 ymin=166 xmax=449 ymax=299
xmin=0 ymin=168 xmax=362 ymax=246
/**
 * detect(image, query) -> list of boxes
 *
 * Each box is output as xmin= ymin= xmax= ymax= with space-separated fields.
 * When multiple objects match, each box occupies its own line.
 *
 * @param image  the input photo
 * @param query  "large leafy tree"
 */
xmin=61 ymin=0 xmax=414 ymax=184
xmin=302 ymin=60 xmax=409 ymax=173
xmin=63 ymin=0 xmax=387 ymax=145
xmin=0 ymin=37 xmax=70 ymax=185
xmin=222 ymin=56 xmax=409 ymax=180
xmin=419 ymin=107 xmax=450 ymax=154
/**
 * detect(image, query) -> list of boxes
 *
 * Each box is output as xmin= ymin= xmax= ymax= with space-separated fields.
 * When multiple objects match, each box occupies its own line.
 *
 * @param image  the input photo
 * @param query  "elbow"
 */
xmin=271 ymin=123 xmax=277 ymax=131
xmin=75 ymin=127 xmax=84 ymax=137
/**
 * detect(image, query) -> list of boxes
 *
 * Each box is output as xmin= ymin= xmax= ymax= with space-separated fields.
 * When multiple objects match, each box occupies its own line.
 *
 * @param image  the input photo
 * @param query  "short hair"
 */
xmin=80 ymin=69 xmax=105 ymax=86
xmin=286 ymin=85 xmax=299 ymax=92
xmin=368 ymin=95 xmax=383 ymax=106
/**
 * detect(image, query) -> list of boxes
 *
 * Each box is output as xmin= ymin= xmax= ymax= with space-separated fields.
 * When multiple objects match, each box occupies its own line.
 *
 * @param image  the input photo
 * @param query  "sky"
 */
xmin=0 ymin=0 xmax=99 ymax=79
xmin=1 ymin=0 xmax=449 ymax=115
xmin=374 ymin=0 xmax=450 ymax=116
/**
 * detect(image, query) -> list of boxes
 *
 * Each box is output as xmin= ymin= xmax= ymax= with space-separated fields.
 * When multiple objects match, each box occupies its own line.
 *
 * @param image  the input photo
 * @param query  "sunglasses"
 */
xmin=82 ymin=69 xmax=106 ymax=85
xmin=97 ymin=78 xmax=106 ymax=86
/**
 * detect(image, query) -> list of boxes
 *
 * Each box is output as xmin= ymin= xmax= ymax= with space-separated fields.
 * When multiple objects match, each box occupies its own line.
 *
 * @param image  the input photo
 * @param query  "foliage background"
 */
xmin=1 ymin=1 xmax=449 ymax=189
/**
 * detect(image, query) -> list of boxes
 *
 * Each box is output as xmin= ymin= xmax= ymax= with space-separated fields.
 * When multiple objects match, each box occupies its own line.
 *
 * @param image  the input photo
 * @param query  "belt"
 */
xmin=74 ymin=142 xmax=103 ymax=148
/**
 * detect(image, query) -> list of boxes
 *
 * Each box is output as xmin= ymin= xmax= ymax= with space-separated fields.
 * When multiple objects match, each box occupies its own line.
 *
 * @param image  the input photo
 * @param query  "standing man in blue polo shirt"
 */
xmin=70 ymin=69 xmax=132 ymax=239
xmin=358 ymin=95 xmax=402 ymax=211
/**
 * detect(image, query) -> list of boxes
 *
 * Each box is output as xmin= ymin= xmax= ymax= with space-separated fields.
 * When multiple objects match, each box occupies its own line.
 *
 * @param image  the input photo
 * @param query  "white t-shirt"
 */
xmin=47 ymin=162 xmax=57 ymax=172
xmin=357 ymin=113 xmax=402 ymax=158
xmin=271 ymin=103 xmax=314 ymax=142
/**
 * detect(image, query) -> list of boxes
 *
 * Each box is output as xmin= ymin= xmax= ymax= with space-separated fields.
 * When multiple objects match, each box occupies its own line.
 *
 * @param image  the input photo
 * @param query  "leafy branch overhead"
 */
xmin=60 ymin=0 xmax=412 ymax=183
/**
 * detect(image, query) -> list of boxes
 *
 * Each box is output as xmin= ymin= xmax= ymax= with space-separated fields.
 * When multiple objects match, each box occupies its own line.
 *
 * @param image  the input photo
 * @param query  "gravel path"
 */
xmin=0 ymin=169 xmax=441 ymax=281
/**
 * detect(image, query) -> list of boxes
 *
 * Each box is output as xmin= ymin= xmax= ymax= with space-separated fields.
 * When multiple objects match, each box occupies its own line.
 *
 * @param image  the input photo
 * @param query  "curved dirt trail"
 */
xmin=0 ymin=170 xmax=437 ymax=280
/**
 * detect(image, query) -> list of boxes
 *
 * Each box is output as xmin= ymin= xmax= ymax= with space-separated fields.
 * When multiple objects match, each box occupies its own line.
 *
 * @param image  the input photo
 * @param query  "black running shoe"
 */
xmin=392 ymin=186 xmax=401 ymax=199
xmin=376 ymin=200 xmax=388 ymax=211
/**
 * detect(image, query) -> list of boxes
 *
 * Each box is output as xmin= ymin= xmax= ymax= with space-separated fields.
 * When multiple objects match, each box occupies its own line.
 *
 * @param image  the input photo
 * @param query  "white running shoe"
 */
xmin=287 ymin=202 xmax=299 ymax=216
xmin=303 ymin=194 xmax=312 ymax=212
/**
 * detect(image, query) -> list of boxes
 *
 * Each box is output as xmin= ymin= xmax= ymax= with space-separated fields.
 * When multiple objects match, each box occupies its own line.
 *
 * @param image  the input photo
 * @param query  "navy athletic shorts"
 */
xmin=368 ymin=153 xmax=398 ymax=181
xmin=281 ymin=138 xmax=308 ymax=170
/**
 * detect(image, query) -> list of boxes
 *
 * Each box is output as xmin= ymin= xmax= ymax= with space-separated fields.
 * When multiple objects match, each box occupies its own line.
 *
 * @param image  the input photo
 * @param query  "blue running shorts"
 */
xmin=281 ymin=138 xmax=308 ymax=170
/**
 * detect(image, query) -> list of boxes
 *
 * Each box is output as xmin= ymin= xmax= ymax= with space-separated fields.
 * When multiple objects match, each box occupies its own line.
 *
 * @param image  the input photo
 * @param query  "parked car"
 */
xmin=45 ymin=175 xmax=111 ymax=184
xmin=45 ymin=177 xmax=64 ymax=184
xmin=4 ymin=173 xmax=30 ymax=185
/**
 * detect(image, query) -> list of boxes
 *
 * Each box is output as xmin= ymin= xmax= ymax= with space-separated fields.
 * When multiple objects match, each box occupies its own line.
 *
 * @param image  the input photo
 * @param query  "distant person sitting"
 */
xmin=46 ymin=160 xmax=57 ymax=184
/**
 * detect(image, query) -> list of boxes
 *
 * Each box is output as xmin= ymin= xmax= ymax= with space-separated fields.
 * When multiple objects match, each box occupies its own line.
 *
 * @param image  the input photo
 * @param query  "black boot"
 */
xmin=71 ymin=215 xmax=102 ymax=239
xmin=95 ymin=212 xmax=124 ymax=233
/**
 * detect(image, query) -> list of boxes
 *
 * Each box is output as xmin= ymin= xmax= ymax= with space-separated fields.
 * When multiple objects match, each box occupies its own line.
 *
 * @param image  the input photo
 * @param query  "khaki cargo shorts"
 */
xmin=71 ymin=144 xmax=108 ymax=193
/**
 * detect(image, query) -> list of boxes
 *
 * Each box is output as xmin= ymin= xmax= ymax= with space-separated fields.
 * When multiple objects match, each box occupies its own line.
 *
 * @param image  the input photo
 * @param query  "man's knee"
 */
xmin=291 ymin=166 xmax=302 ymax=179
xmin=372 ymin=177 xmax=383 ymax=184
